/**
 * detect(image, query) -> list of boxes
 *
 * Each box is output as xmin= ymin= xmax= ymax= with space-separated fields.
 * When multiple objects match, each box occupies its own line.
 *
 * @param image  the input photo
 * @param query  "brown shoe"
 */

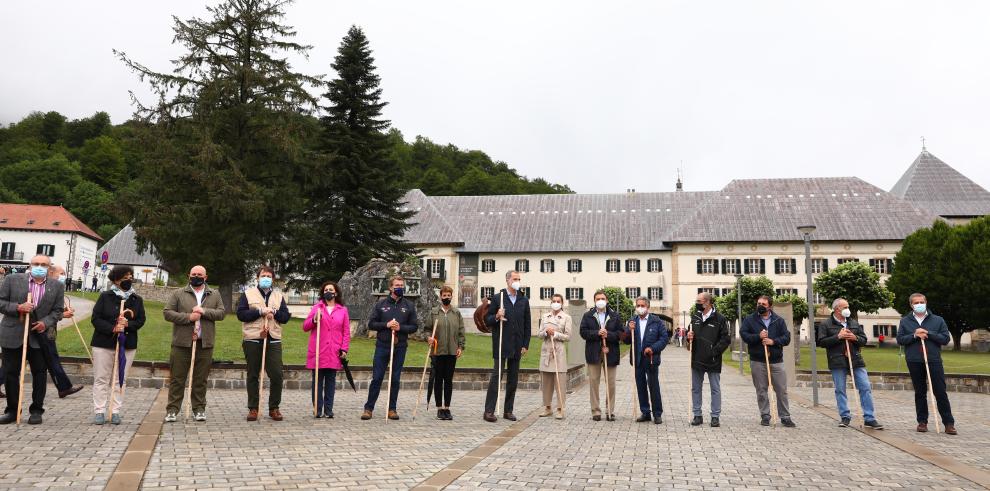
xmin=944 ymin=424 xmax=957 ymax=435
xmin=269 ymin=409 xmax=283 ymax=421
xmin=246 ymin=409 xmax=258 ymax=421
xmin=503 ymin=412 xmax=517 ymax=421
xmin=917 ymin=423 xmax=928 ymax=432
xmin=483 ymin=412 xmax=497 ymax=423
xmin=59 ymin=385 xmax=84 ymax=398
xmin=361 ymin=409 xmax=373 ymax=420
xmin=387 ymin=410 xmax=399 ymax=420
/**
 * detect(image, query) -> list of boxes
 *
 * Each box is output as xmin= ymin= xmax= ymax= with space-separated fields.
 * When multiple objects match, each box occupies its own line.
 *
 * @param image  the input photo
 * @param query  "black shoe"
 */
xmin=864 ymin=420 xmax=884 ymax=430
xmin=444 ymin=409 xmax=453 ymax=421
xmin=710 ymin=417 xmax=720 ymax=427
xmin=0 ymin=412 xmax=14 ymax=424
xmin=606 ymin=414 xmax=615 ymax=422
xmin=437 ymin=409 xmax=444 ymax=420
xmin=58 ymin=385 xmax=84 ymax=398
xmin=782 ymin=419 xmax=796 ymax=428
xmin=27 ymin=413 xmax=42 ymax=425
xmin=592 ymin=415 xmax=601 ymax=421
xmin=690 ymin=415 xmax=703 ymax=426
xmin=325 ymin=412 xmax=334 ymax=419
xmin=636 ymin=414 xmax=651 ymax=423
xmin=838 ymin=417 xmax=851 ymax=428
xmin=760 ymin=416 xmax=770 ymax=426
xmin=503 ymin=412 xmax=517 ymax=421
xmin=653 ymin=416 xmax=663 ymax=425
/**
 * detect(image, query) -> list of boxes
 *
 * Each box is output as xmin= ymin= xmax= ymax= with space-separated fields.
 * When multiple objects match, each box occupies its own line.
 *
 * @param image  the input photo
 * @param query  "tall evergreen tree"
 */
xmin=114 ymin=0 xmax=320 ymax=307
xmin=279 ymin=26 xmax=415 ymax=286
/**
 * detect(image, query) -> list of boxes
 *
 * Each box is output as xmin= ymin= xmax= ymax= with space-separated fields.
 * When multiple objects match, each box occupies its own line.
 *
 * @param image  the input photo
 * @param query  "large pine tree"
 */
xmin=278 ymin=26 xmax=415 ymax=286
xmin=115 ymin=0 xmax=320 ymax=307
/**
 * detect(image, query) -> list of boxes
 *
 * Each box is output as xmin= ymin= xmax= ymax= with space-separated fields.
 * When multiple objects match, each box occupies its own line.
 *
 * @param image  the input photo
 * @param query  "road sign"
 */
xmin=101 ymin=264 xmax=108 ymax=271
xmin=83 ymin=260 xmax=90 ymax=269
xmin=101 ymin=251 xmax=109 ymax=264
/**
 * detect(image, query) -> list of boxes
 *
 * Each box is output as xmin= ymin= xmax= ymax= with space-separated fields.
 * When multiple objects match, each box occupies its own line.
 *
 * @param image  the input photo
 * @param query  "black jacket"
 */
xmin=740 ymin=311 xmax=790 ymax=363
xmin=690 ymin=308 xmax=732 ymax=372
xmin=484 ymin=289 xmax=531 ymax=360
xmin=816 ymin=316 xmax=867 ymax=370
xmin=368 ymin=296 xmax=418 ymax=349
xmin=579 ymin=308 xmax=624 ymax=366
xmin=896 ymin=313 xmax=951 ymax=364
xmin=90 ymin=291 xmax=146 ymax=350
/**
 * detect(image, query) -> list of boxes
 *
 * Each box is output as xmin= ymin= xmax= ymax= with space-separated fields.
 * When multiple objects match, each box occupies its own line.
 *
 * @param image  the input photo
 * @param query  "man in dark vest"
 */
xmin=483 ymin=270 xmax=531 ymax=422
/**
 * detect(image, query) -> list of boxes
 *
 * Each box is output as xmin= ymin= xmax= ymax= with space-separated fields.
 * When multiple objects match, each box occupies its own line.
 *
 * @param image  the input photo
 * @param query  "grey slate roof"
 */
xmin=97 ymin=224 xmax=162 ymax=267
xmin=889 ymin=149 xmax=990 ymax=218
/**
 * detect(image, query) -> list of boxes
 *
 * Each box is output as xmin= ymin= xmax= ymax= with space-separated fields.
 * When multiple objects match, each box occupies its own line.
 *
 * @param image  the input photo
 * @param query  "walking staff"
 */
xmin=314 ymin=308 xmax=321 ymax=417
xmin=763 ymin=343 xmax=778 ymax=428
xmin=257 ymin=318 xmax=268 ymax=424
xmin=844 ymin=339 xmax=863 ymax=428
xmin=185 ymin=319 xmax=199 ymax=421
xmin=105 ymin=299 xmax=126 ymax=421
xmin=64 ymin=296 xmax=93 ymax=365
xmin=496 ymin=291 xmax=504 ymax=415
xmin=921 ymin=341 xmax=941 ymax=434
xmin=385 ymin=330 xmax=396 ymax=424
xmin=413 ymin=320 xmax=439 ymax=421
xmin=15 ymin=292 xmax=32 ymax=425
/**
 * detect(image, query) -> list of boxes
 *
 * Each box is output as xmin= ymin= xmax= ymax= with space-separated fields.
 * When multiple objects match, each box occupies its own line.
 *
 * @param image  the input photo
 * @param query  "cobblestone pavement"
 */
xmin=0 ymin=385 xmax=159 ymax=491
xmin=447 ymin=348 xmax=987 ymax=490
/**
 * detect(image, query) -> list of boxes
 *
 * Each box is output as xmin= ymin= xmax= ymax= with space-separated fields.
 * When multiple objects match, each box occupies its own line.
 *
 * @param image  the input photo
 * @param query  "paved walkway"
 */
xmin=1 ymin=346 xmax=988 ymax=490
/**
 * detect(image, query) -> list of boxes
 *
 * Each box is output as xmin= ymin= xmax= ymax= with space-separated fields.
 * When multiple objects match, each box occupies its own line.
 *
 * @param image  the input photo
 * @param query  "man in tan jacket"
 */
xmin=163 ymin=265 xmax=226 ymax=422
xmin=236 ymin=265 xmax=291 ymax=421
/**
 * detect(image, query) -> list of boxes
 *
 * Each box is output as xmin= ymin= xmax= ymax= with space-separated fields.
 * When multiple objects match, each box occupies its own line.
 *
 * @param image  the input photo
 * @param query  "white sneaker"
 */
xmin=164 ymin=412 xmax=177 ymax=423
xmin=193 ymin=411 xmax=206 ymax=422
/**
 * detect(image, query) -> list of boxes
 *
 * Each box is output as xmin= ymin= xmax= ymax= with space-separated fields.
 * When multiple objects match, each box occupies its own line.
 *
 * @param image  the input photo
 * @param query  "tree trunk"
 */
xmin=219 ymin=283 xmax=235 ymax=314
xmin=951 ymin=329 xmax=962 ymax=351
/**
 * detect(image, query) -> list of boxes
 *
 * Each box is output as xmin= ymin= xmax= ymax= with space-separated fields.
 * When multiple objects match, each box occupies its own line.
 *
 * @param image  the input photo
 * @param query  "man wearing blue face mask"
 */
xmin=363 ymin=275 xmax=418 ymax=420
xmin=896 ymin=292 xmax=956 ymax=434
xmin=236 ymin=265 xmax=291 ymax=421
xmin=38 ymin=265 xmax=84 ymax=399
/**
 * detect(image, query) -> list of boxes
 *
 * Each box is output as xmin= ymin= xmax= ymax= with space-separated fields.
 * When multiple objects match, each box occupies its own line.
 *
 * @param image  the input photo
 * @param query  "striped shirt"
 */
xmin=28 ymin=277 xmax=46 ymax=303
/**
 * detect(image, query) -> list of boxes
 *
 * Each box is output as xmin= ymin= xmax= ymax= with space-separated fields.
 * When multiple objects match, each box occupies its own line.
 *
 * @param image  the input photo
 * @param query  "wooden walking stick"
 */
xmin=313 ymin=307 xmax=322 ymax=417
xmin=921 ymin=339 xmax=942 ymax=434
xmin=549 ymin=333 xmax=565 ymax=416
xmin=763 ymin=342 xmax=779 ymax=428
xmin=15 ymin=292 xmax=33 ymax=425
xmin=257 ymin=318 xmax=269 ymax=423
xmin=496 ymin=291 xmax=505 ymax=416
xmin=64 ymin=296 xmax=93 ymax=366
xmin=628 ymin=320 xmax=638 ymax=419
xmin=600 ymin=337 xmax=611 ymax=419
xmin=845 ymin=339 xmax=864 ymax=429
xmin=413 ymin=319 xmax=439 ymax=421
xmin=106 ymin=299 xmax=125 ymax=420
xmin=385 ymin=329 xmax=396 ymax=423
xmin=185 ymin=323 xmax=199 ymax=421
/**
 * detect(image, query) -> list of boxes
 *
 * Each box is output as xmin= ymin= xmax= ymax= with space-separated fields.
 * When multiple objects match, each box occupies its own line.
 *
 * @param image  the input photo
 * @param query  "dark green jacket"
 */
xmin=424 ymin=305 xmax=465 ymax=356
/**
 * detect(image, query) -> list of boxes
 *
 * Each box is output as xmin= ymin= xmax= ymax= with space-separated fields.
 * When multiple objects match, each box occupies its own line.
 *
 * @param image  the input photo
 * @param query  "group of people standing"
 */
xmin=0 ymin=259 xmax=959 ymax=436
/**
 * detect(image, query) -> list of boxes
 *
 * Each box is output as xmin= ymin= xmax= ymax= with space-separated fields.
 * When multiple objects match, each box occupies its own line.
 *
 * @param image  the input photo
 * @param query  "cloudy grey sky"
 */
xmin=3 ymin=1 xmax=990 ymax=194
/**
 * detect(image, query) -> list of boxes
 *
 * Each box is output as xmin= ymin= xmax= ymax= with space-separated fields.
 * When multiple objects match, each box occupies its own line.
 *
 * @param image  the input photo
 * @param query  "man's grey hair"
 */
xmin=505 ymin=270 xmax=519 ymax=281
xmin=908 ymin=292 xmax=927 ymax=305
xmin=635 ymin=296 xmax=650 ymax=307
xmin=831 ymin=298 xmax=847 ymax=310
xmin=698 ymin=292 xmax=714 ymax=305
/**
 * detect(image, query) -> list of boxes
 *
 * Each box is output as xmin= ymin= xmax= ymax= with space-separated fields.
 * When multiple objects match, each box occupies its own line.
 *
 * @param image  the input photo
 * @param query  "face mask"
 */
xmin=393 ymin=287 xmax=404 ymax=297
xmin=636 ymin=306 xmax=648 ymax=316
xmin=840 ymin=308 xmax=851 ymax=318
xmin=30 ymin=266 xmax=47 ymax=278
xmin=595 ymin=299 xmax=607 ymax=310
xmin=189 ymin=276 xmax=205 ymax=287
xmin=323 ymin=291 xmax=335 ymax=302
xmin=757 ymin=305 xmax=768 ymax=315
xmin=120 ymin=279 xmax=133 ymax=291
xmin=258 ymin=277 xmax=273 ymax=289
xmin=550 ymin=302 xmax=562 ymax=311
xmin=58 ymin=275 xmax=66 ymax=284
xmin=913 ymin=303 xmax=927 ymax=315
xmin=510 ymin=281 xmax=521 ymax=291
xmin=441 ymin=298 xmax=451 ymax=306
xmin=695 ymin=303 xmax=705 ymax=312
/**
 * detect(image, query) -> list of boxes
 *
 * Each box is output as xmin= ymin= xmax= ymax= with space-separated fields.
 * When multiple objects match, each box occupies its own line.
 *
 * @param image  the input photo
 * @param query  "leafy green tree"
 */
xmin=78 ymin=136 xmax=126 ymax=190
xmin=813 ymin=261 xmax=893 ymax=319
xmin=0 ymin=155 xmax=82 ymax=204
xmin=278 ymin=25 xmax=415 ymax=286
xmin=40 ymin=111 xmax=66 ymax=146
xmin=115 ymin=0 xmax=320 ymax=308
xmin=64 ymin=181 xmax=117 ymax=237
xmin=64 ymin=112 xmax=112 ymax=147
xmin=714 ymin=275 xmax=775 ymax=323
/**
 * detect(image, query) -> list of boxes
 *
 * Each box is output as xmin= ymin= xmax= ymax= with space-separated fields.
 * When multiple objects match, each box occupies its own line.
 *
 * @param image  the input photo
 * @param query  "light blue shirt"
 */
xmin=508 ymin=292 xmax=517 ymax=305
xmin=595 ymin=310 xmax=607 ymax=327
xmin=760 ymin=315 xmax=771 ymax=329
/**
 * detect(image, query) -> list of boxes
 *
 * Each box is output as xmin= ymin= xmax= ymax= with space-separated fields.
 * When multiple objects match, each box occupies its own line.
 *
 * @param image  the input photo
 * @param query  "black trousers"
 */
xmin=433 ymin=355 xmax=457 ymax=407
xmin=907 ymin=361 xmax=955 ymax=425
xmin=2 ymin=345 xmax=47 ymax=415
xmin=484 ymin=357 xmax=520 ymax=414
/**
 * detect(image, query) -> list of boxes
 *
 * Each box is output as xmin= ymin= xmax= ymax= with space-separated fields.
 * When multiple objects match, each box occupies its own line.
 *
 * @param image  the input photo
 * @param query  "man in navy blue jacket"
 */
xmin=580 ymin=290 xmax=624 ymax=421
xmin=362 ymin=276 xmax=418 ymax=421
xmin=483 ymin=270 xmax=531 ymax=422
xmin=740 ymin=295 xmax=795 ymax=427
xmin=896 ymin=292 xmax=956 ymax=434
xmin=623 ymin=296 xmax=668 ymax=424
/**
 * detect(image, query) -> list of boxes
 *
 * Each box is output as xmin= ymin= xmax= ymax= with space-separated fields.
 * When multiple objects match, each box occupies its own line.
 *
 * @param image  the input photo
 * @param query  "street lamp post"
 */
xmin=735 ymin=273 xmax=744 ymax=375
xmin=798 ymin=224 xmax=819 ymax=406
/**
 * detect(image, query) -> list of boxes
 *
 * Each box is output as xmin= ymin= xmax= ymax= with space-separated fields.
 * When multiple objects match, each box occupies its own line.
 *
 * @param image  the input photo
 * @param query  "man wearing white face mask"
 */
xmin=579 ymin=290 xmax=623 ymax=421
xmin=483 ymin=270 xmax=531 ymax=422
xmin=537 ymin=293 xmax=571 ymax=419
xmin=816 ymin=298 xmax=883 ymax=429
xmin=896 ymin=293 xmax=956 ymax=434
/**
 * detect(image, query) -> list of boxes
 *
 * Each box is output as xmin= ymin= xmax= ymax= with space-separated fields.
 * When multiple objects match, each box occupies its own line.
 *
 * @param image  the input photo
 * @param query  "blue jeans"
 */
xmin=313 ymin=368 xmax=336 ymax=416
xmin=830 ymin=367 xmax=876 ymax=422
xmin=691 ymin=368 xmax=721 ymax=418
xmin=364 ymin=345 xmax=407 ymax=412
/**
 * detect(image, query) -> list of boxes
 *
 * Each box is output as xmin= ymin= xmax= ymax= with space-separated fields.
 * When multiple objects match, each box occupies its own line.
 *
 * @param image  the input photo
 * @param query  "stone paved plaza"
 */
xmin=2 ymin=348 xmax=989 ymax=490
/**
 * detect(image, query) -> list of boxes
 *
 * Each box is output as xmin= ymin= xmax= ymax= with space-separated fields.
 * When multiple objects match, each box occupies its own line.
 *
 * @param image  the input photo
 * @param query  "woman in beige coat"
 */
xmin=538 ymin=293 xmax=571 ymax=419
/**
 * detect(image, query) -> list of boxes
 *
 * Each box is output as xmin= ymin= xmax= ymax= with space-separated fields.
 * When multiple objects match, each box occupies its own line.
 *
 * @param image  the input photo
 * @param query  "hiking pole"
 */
xmin=413 ymin=319 xmax=439 ymax=421
xmin=845 ymin=339 xmax=864 ymax=429
xmin=549 ymin=328 xmax=566 ymax=417
xmin=64 ymin=296 xmax=93 ymax=365
xmin=385 ymin=329 xmax=396 ymax=424
xmin=15 ymin=292 xmax=33 ymax=425
xmin=313 ymin=308 xmax=322 ymax=417
xmin=106 ymin=300 xmax=125 ymax=421
xmin=258 ymin=318 xmax=269 ymax=424
xmin=920 ymin=339 xmax=942 ymax=434
xmin=496 ymin=291 xmax=505 ymax=416
xmin=763 ymin=341 xmax=779 ymax=428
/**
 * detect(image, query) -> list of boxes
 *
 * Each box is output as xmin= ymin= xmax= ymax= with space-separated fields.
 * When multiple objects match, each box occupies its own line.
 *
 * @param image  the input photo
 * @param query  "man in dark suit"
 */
xmin=0 ymin=254 xmax=65 ymax=424
xmin=580 ymin=290 xmax=624 ymax=421
xmin=624 ymin=296 xmax=669 ymax=424
xmin=483 ymin=270 xmax=531 ymax=422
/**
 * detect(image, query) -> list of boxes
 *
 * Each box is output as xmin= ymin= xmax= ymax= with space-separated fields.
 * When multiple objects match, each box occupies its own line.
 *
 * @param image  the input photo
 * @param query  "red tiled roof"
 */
xmin=0 ymin=204 xmax=102 ymax=241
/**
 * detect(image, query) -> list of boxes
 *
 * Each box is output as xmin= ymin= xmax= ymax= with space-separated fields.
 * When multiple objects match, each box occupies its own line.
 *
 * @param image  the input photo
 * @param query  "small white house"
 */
xmin=96 ymin=223 xmax=169 ymax=288
xmin=0 ymin=204 xmax=102 ymax=286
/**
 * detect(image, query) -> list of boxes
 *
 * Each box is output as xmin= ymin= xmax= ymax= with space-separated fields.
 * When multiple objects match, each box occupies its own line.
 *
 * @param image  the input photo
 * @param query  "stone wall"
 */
xmin=794 ymin=370 xmax=990 ymax=394
xmin=55 ymin=357 xmax=586 ymax=392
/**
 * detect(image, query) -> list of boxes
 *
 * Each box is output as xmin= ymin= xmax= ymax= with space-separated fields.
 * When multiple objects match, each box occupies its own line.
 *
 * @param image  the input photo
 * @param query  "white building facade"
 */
xmin=0 ymin=204 xmax=102 ymax=286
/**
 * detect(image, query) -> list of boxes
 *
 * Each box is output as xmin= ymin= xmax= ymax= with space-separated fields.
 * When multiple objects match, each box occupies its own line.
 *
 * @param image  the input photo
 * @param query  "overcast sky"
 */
xmin=4 ymin=1 xmax=990 ymax=194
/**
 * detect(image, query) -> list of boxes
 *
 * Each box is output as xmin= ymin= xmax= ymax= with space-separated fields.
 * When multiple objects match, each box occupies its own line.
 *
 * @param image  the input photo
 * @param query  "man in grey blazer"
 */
xmin=0 ymin=254 xmax=65 ymax=424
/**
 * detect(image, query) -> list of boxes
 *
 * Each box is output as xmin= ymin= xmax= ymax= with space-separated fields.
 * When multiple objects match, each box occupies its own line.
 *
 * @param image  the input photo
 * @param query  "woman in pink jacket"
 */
xmin=302 ymin=281 xmax=350 ymax=418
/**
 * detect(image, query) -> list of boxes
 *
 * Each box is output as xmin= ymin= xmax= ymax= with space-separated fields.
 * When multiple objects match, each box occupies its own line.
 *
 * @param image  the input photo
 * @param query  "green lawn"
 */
xmin=60 ymin=293 xmax=546 ymax=368
xmin=722 ymin=344 xmax=990 ymax=375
